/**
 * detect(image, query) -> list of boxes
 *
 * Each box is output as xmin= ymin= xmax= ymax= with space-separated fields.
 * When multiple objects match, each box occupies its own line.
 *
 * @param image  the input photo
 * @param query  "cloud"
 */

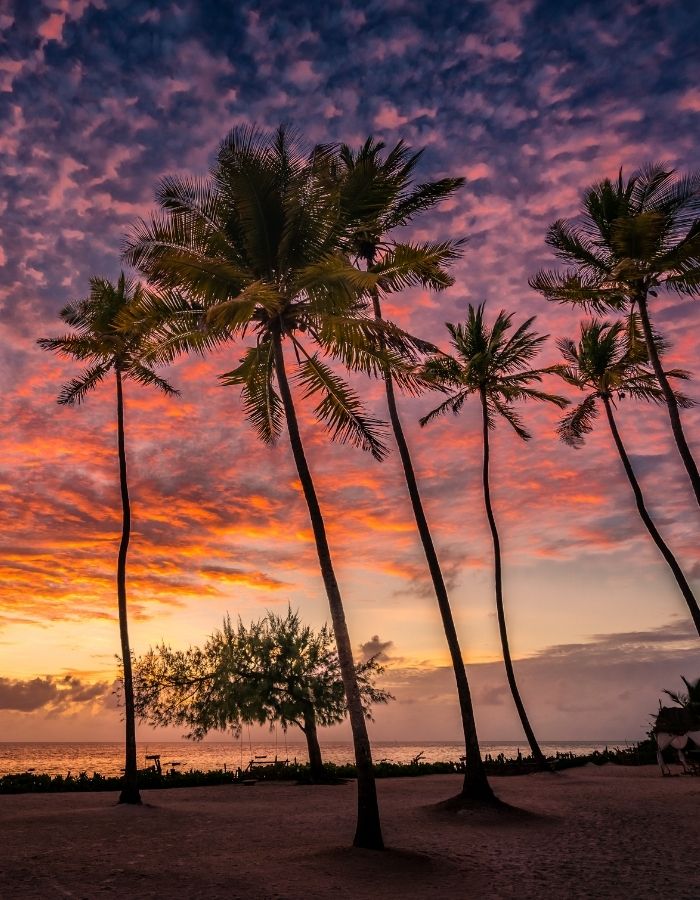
xmin=375 ymin=619 xmax=700 ymax=740
xmin=359 ymin=635 xmax=394 ymax=662
xmin=0 ymin=674 xmax=112 ymax=713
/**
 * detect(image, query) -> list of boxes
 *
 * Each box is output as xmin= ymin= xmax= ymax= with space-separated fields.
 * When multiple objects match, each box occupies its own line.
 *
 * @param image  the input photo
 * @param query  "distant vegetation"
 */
xmin=0 ymin=741 xmax=659 ymax=795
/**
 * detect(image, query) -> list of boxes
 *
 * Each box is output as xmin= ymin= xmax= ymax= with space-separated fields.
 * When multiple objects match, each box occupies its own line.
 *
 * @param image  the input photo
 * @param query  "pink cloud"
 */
xmin=374 ymin=103 xmax=409 ymax=129
xmin=38 ymin=13 xmax=66 ymax=42
xmin=678 ymin=89 xmax=700 ymax=113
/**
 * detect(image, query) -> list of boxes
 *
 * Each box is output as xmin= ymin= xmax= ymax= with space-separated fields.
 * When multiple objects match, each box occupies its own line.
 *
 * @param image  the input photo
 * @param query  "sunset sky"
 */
xmin=1 ymin=0 xmax=699 ymax=746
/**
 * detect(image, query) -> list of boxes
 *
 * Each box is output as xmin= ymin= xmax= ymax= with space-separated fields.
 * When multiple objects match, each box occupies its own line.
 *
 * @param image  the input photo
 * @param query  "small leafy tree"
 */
xmin=134 ymin=608 xmax=392 ymax=780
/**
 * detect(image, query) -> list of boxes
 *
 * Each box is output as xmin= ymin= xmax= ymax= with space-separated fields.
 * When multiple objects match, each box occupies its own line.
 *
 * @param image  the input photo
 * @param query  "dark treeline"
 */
xmin=39 ymin=126 xmax=700 ymax=849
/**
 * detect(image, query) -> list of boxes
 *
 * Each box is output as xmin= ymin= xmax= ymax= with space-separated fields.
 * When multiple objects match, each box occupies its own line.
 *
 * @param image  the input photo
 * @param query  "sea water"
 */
xmin=0 ymin=740 xmax=633 ymax=777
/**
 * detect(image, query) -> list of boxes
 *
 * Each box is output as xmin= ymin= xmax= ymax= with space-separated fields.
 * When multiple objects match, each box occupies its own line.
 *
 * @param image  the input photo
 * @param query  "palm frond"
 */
xmin=373 ymin=240 xmax=465 ymax=292
xmin=545 ymin=219 xmax=610 ymax=274
xmin=556 ymin=394 xmax=599 ymax=448
xmin=128 ymin=363 xmax=180 ymax=397
xmin=498 ymin=381 xmax=569 ymax=408
xmin=491 ymin=397 xmax=531 ymax=440
xmin=529 ymin=269 xmax=626 ymax=311
xmin=419 ymin=390 xmax=469 ymax=426
xmin=385 ymin=178 xmax=465 ymax=229
xmin=220 ymin=340 xmax=283 ymax=444
xmin=37 ymin=334 xmax=104 ymax=362
xmin=420 ymin=353 xmax=463 ymax=388
xmin=205 ymin=281 xmax=282 ymax=332
xmin=57 ymin=362 xmax=111 ymax=406
xmin=295 ymin=352 xmax=388 ymax=460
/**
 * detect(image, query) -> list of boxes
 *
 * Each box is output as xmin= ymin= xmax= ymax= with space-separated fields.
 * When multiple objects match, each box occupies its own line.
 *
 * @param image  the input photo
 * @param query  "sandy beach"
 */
xmin=2 ymin=765 xmax=699 ymax=899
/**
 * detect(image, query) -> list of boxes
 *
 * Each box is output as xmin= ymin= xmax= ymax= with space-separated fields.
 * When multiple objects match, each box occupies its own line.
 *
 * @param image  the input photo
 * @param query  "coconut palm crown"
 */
xmin=530 ymin=162 xmax=700 ymax=505
xmin=420 ymin=303 xmax=568 ymax=436
xmin=123 ymin=126 xmax=435 ymax=460
xmin=330 ymin=136 xmax=465 ymax=272
xmin=551 ymin=317 xmax=693 ymax=448
xmin=38 ymin=273 xmax=179 ymax=405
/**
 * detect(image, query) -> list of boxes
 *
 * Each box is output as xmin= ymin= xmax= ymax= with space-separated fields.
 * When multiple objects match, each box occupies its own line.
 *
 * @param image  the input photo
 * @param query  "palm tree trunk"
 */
xmin=302 ymin=703 xmax=325 ymax=780
xmin=602 ymin=394 xmax=700 ymax=635
xmin=271 ymin=327 xmax=384 ymax=850
xmin=636 ymin=294 xmax=700 ymax=507
xmin=370 ymin=291 xmax=495 ymax=803
xmin=479 ymin=391 xmax=550 ymax=770
xmin=115 ymin=369 xmax=141 ymax=805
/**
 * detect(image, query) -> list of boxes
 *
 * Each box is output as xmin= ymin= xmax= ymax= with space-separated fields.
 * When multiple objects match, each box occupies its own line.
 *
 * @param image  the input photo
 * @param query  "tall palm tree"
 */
xmin=123 ymin=125 xmax=430 ymax=848
xmin=38 ymin=273 xmax=178 ymax=804
xmin=550 ymin=317 xmax=700 ymax=635
xmin=530 ymin=163 xmax=700 ymax=506
xmin=420 ymin=304 xmax=568 ymax=769
xmin=330 ymin=138 xmax=500 ymax=802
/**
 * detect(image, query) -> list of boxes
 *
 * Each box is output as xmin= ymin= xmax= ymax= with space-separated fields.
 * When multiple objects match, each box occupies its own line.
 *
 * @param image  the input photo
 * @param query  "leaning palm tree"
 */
xmin=550 ymin=317 xmax=700 ymax=635
xmin=330 ymin=138 xmax=500 ymax=802
xmin=530 ymin=163 xmax=700 ymax=506
xmin=38 ymin=273 xmax=179 ymax=804
xmin=123 ymin=125 xmax=431 ymax=848
xmin=420 ymin=304 xmax=568 ymax=769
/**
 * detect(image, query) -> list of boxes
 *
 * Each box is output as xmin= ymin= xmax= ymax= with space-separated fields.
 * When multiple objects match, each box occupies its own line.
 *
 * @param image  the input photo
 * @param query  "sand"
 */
xmin=1 ymin=766 xmax=699 ymax=899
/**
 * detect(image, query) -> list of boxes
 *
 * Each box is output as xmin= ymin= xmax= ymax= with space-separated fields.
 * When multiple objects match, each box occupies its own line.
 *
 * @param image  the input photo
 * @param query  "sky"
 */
xmin=1 ymin=0 xmax=699 ymax=747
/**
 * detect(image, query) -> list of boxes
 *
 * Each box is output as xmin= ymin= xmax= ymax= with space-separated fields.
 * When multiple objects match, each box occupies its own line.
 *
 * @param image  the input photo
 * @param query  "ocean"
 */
xmin=0 ymin=740 xmax=633 ymax=777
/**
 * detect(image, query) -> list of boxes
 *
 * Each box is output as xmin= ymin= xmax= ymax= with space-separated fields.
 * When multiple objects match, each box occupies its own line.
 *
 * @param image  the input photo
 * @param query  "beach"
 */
xmin=2 ymin=765 xmax=698 ymax=899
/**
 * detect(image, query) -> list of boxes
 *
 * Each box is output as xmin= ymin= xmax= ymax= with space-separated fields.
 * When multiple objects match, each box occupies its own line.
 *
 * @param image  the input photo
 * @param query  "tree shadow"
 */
xmin=426 ymin=793 xmax=554 ymax=827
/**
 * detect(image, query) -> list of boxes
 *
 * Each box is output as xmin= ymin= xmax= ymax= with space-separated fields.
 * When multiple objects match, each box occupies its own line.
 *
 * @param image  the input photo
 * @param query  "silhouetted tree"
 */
xmin=421 ymin=304 xmax=568 ymax=769
xmin=329 ymin=139 xmax=502 ymax=802
xmin=531 ymin=163 xmax=700 ymax=506
xmin=134 ymin=608 xmax=392 ymax=780
xmin=39 ymin=274 xmax=178 ymax=804
xmin=550 ymin=317 xmax=700 ymax=635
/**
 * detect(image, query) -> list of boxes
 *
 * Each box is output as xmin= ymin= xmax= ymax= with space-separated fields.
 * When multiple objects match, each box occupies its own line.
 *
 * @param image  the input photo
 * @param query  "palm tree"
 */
xmin=330 ymin=139 xmax=500 ymax=802
xmin=530 ymin=163 xmax=700 ymax=506
xmin=550 ymin=317 xmax=700 ymax=635
xmin=420 ymin=304 xmax=568 ymax=769
xmin=38 ymin=274 xmax=179 ymax=804
xmin=123 ymin=125 xmax=430 ymax=848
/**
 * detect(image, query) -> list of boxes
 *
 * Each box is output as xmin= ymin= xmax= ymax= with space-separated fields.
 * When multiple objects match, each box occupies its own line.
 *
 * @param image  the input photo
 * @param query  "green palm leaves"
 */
xmin=551 ymin=318 xmax=693 ymax=448
xmin=38 ymin=273 xmax=178 ymax=403
xmin=531 ymin=162 xmax=700 ymax=505
xmin=530 ymin=163 xmax=700 ymax=308
xmin=123 ymin=125 xmax=430 ymax=462
xmin=331 ymin=136 xmax=465 ymax=276
xmin=420 ymin=303 xmax=568 ymax=435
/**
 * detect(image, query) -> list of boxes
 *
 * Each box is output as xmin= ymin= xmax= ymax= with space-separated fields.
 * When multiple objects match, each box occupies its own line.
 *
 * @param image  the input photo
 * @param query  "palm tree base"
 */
xmin=438 ymin=790 xmax=503 ymax=810
xmin=352 ymin=829 xmax=385 ymax=851
xmin=118 ymin=787 xmax=142 ymax=805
